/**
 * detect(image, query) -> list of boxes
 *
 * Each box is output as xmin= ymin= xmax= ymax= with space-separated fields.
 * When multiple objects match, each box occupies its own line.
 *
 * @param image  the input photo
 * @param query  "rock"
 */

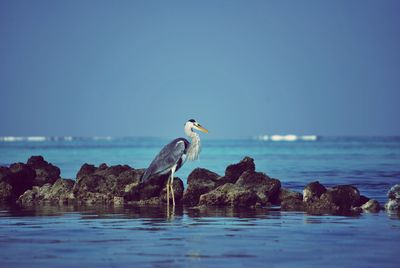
xmin=328 ymin=185 xmax=361 ymax=209
xmin=224 ymin=156 xmax=255 ymax=183
xmin=235 ymin=171 xmax=281 ymax=205
xmin=198 ymin=183 xmax=259 ymax=207
xmin=279 ymin=188 xmax=303 ymax=201
xmin=18 ymin=179 xmax=75 ymax=205
xmin=0 ymin=181 xmax=13 ymax=202
xmin=385 ymin=184 xmax=400 ymax=212
xmin=361 ymin=199 xmax=381 ymax=213
xmin=160 ymin=178 xmax=184 ymax=203
xmin=279 ymin=188 xmax=304 ymax=211
xmin=124 ymin=172 xmax=184 ymax=205
xmin=303 ymin=181 xmax=327 ymax=202
xmin=387 ymin=184 xmax=400 ymax=200
xmin=27 ymin=156 xmax=61 ymax=186
xmin=357 ymin=195 xmax=370 ymax=207
xmin=0 ymin=166 xmax=11 ymax=181
xmin=73 ymin=163 xmax=142 ymax=205
xmin=76 ymin=163 xmax=96 ymax=180
xmin=0 ymin=163 xmax=36 ymax=201
xmin=304 ymin=184 xmax=361 ymax=215
xmin=182 ymin=168 xmax=220 ymax=206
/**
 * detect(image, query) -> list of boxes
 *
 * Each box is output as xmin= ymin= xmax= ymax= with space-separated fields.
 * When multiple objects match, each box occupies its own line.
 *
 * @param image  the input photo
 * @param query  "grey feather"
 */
xmin=141 ymin=138 xmax=189 ymax=182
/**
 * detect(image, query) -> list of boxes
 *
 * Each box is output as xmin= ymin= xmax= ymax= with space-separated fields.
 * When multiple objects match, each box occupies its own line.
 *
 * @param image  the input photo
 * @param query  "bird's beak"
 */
xmin=195 ymin=124 xmax=209 ymax=133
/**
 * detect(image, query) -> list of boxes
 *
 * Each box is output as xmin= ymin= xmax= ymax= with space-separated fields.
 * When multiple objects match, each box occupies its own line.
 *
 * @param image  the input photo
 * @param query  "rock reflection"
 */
xmin=1 ymin=204 xmax=282 ymax=220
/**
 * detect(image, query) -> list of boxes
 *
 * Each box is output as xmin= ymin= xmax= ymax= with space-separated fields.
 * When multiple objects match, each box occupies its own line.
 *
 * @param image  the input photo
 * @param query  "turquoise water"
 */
xmin=1 ymin=137 xmax=400 ymax=267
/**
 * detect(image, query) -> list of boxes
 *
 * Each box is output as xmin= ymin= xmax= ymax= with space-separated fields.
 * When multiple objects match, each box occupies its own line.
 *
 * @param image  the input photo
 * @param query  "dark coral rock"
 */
xmin=18 ymin=179 xmax=75 ymax=205
xmin=198 ymin=183 xmax=259 ymax=207
xmin=73 ymin=163 xmax=143 ymax=205
xmin=27 ymin=156 xmax=61 ymax=186
xmin=304 ymin=185 xmax=361 ymax=215
xmin=279 ymin=188 xmax=304 ymax=211
xmin=361 ymin=199 xmax=381 ymax=213
xmin=183 ymin=168 xmax=220 ymax=206
xmin=328 ymin=185 xmax=361 ymax=210
xmin=303 ymin=181 xmax=327 ymax=202
xmin=5 ymin=163 xmax=36 ymax=199
xmin=0 ymin=181 xmax=13 ymax=202
xmin=235 ymin=171 xmax=281 ymax=205
xmin=385 ymin=184 xmax=400 ymax=212
xmin=224 ymin=156 xmax=255 ymax=183
xmin=160 ymin=178 xmax=184 ymax=203
xmin=0 ymin=166 xmax=11 ymax=182
xmin=124 ymin=173 xmax=184 ymax=205
xmin=357 ymin=195 xmax=370 ymax=207
xmin=76 ymin=163 xmax=96 ymax=180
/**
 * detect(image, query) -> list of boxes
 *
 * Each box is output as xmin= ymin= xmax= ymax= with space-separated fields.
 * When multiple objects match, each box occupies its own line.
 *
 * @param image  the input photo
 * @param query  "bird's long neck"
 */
xmin=186 ymin=130 xmax=201 ymax=161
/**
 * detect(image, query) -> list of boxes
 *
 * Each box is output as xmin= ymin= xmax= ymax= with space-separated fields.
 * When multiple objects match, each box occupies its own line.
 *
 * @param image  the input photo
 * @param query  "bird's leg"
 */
xmin=166 ymin=176 xmax=170 ymax=208
xmin=170 ymin=165 xmax=176 ymax=207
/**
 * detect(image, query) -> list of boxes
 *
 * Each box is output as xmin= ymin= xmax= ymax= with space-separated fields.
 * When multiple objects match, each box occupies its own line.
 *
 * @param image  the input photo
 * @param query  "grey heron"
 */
xmin=141 ymin=119 xmax=209 ymax=207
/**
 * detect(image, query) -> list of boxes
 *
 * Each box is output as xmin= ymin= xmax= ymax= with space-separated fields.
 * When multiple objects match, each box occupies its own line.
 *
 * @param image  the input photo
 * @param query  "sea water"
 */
xmin=0 ymin=137 xmax=400 ymax=267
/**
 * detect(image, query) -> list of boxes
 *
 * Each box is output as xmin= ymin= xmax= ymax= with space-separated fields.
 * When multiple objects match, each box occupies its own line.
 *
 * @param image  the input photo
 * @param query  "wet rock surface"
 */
xmin=182 ymin=168 xmax=220 ymax=206
xmin=18 ymin=179 xmax=75 ymax=205
xmin=385 ymin=184 xmax=400 ymax=212
xmin=0 ymin=163 xmax=35 ymax=201
xmin=27 ymin=156 xmax=61 ymax=186
xmin=279 ymin=188 xmax=304 ymax=211
xmin=0 ymin=155 xmax=396 ymax=216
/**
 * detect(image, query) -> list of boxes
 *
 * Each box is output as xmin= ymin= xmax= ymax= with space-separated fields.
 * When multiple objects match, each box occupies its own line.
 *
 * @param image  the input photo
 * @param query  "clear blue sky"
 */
xmin=1 ymin=0 xmax=399 ymax=138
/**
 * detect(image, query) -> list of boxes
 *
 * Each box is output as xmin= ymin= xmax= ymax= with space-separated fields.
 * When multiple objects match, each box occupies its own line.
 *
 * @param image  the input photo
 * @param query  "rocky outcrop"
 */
xmin=303 ymin=181 xmax=326 ymax=203
xmin=279 ymin=188 xmax=304 ymax=211
xmin=385 ymin=184 xmax=400 ymax=212
xmin=0 ymin=163 xmax=35 ymax=201
xmin=361 ymin=199 xmax=381 ymax=213
xmin=124 ymin=172 xmax=184 ymax=205
xmin=73 ymin=164 xmax=139 ymax=204
xmin=198 ymin=183 xmax=259 ymax=207
xmin=0 ymin=155 xmax=392 ymax=216
xmin=235 ymin=171 xmax=281 ymax=205
xmin=73 ymin=163 xmax=184 ymax=205
xmin=183 ymin=157 xmax=281 ymax=207
xmin=216 ymin=156 xmax=255 ymax=185
xmin=27 ymin=156 xmax=60 ymax=186
xmin=304 ymin=184 xmax=365 ymax=215
xmin=17 ymin=179 xmax=75 ymax=205
xmin=182 ymin=168 xmax=220 ymax=206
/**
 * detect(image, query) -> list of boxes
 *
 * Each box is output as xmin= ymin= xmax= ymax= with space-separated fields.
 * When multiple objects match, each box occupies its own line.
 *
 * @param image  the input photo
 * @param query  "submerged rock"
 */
xmin=182 ymin=168 xmax=220 ymax=206
xmin=385 ymin=184 xmax=400 ymax=212
xmin=27 ymin=156 xmax=61 ymax=186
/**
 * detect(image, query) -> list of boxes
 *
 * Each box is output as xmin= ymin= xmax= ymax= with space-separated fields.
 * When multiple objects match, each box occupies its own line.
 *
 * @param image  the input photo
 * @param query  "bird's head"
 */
xmin=185 ymin=119 xmax=209 ymax=135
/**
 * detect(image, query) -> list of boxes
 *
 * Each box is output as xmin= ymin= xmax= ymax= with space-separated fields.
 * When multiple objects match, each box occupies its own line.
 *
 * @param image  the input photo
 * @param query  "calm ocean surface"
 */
xmin=1 ymin=137 xmax=400 ymax=267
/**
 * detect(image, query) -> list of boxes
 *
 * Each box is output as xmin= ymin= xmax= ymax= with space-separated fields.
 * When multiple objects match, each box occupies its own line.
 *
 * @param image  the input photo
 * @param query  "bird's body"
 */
xmin=141 ymin=119 xmax=208 ymax=207
xmin=141 ymin=137 xmax=189 ymax=182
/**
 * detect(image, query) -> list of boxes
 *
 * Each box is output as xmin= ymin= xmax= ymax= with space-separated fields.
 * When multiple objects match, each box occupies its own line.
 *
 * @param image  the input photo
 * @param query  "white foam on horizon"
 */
xmin=255 ymin=134 xmax=318 ymax=142
xmin=0 ymin=136 xmax=24 ymax=142
xmin=26 ymin=136 xmax=47 ymax=142
xmin=93 ymin=136 xmax=113 ymax=141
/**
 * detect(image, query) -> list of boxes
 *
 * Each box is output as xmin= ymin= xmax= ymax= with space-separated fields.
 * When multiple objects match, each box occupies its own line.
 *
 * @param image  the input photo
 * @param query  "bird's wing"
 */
xmin=141 ymin=138 xmax=188 ymax=182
